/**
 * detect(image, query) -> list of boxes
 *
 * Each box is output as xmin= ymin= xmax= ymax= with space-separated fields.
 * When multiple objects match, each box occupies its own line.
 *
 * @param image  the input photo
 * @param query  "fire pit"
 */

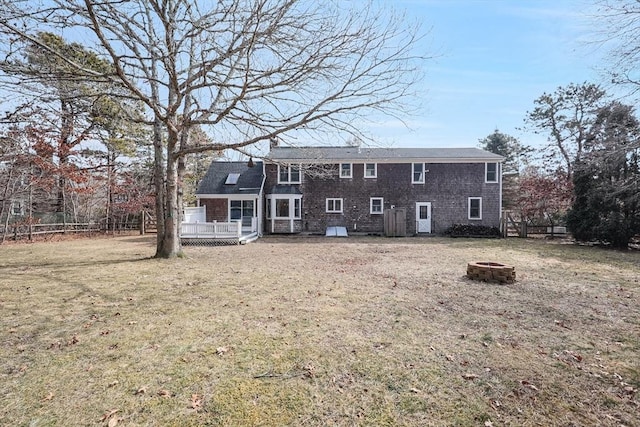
xmin=467 ymin=261 xmax=515 ymax=283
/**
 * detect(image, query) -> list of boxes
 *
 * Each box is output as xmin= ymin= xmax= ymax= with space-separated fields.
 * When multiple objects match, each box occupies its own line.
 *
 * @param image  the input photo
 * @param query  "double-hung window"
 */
xmin=370 ymin=197 xmax=383 ymax=214
xmin=485 ymin=162 xmax=498 ymax=183
xmin=412 ymin=163 xmax=425 ymax=184
xmin=364 ymin=163 xmax=377 ymax=178
xmin=340 ymin=163 xmax=352 ymax=178
xmin=278 ymin=164 xmax=301 ymax=184
xmin=326 ymin=198 xmax=343 ymax=213
xmin=468 ymin=197 xmax=482 ymax=220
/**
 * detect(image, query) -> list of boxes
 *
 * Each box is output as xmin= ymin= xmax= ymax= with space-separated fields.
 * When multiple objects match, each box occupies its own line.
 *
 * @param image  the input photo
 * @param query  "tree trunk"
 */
xmin=155 ymin=128 xmax=182 ymax=258
xmin=153 ymin=120 xmax=168 ymax=257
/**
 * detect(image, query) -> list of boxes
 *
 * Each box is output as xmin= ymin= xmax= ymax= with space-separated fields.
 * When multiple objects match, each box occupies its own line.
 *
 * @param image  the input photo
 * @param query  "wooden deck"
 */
xmin=180 ymin=219 xmax=259 ymax=245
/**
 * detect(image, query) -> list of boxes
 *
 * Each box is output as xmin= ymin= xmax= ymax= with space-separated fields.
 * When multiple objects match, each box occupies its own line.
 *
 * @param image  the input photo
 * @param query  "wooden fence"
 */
xmin=501 ymin=211 xmax=567 ymax=238
xmin=0 ymin=222 xmax=104 ymax=242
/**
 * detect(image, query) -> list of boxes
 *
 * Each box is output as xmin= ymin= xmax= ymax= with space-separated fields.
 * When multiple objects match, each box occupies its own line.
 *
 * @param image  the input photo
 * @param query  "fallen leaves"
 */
xmin=100 ymin=409 xmax=119 ymax=425
xmin=303 ymin=363 xmax=316 ymax=378
xmin=48 ymin=335 xmax=79 ymax=350
xmin=191 ymin=393 xmax=202 ymax=410
xmin=520 ymin=380 xmax=539 ymax=391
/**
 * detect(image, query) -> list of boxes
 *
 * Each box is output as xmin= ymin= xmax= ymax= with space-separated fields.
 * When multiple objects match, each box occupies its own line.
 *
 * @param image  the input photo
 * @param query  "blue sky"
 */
xmin=371 ymin=0 xmax=607 ymax=149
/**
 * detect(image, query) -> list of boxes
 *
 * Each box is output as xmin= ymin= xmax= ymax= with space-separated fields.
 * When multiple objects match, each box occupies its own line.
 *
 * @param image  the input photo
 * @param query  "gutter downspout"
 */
xmin=259 ymin=163 xmax=267 ymax=237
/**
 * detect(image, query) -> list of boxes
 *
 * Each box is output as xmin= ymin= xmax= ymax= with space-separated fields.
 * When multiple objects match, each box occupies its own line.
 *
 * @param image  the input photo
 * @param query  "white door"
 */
xmin=416 ymin=202 xmax=431 ymax=233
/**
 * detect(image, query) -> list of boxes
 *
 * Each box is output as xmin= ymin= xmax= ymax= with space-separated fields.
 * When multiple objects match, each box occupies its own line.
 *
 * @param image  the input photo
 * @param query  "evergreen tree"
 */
xmin=478 ymin=129 xmax=530 ymax=173
xmin=566 ymin=102 xmax=640 ymax=249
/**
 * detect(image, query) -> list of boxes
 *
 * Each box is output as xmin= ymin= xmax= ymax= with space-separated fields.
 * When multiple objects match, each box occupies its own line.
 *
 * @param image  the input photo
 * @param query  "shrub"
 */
xmin=444 ymin=224 xmax=500 ymax=237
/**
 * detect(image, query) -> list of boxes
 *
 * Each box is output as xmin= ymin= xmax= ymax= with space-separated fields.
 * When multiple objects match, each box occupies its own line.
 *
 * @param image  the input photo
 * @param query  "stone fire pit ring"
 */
xmin=467 ymin=261 xmax=516 ymax=283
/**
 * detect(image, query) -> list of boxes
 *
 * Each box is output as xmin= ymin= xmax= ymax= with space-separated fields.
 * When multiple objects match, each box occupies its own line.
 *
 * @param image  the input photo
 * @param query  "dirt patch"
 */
xmin=0 ymin=235 xmax=638 ymax=426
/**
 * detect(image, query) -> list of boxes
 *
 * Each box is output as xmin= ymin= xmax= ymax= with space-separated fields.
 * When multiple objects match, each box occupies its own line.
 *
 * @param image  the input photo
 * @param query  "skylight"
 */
xmin=225 ymin=173 xmax=241 ymax=184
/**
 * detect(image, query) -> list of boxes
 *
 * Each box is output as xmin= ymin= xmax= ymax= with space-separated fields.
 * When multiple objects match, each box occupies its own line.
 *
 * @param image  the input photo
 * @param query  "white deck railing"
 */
xmin=181 ymin=221 xmax=242 ymax=238
xmin=181 ymin=218 xmax=258 ymax=239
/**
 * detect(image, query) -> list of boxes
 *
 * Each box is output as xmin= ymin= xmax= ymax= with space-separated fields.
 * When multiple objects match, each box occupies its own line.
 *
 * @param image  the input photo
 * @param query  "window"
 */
xmin=294 ymin=198 xmax=301 ymax=218
xmin=364 ymin=163 xmax=377 ymax=178
xmin=326 ymin=198 xmax=343 ymax=213
xmin=230 ymin=200 xmax=254 ymax=220
xmin=230 ymin=200 xmax=242 ymax=220
xmin=276 ymin=199 xmax=290 ymax=218
xmin=267 ymin=196 xmax=301 ymax=219
xmin=485 ymin=162 xmax=498 ymax=183
xmin=412 ymin=163 xmax=425 ymax=183
xmin=225 ymin=173 xmax=241 ymax=185
xmin=370 ymin=197 xmax=383 ymax=214
xmin=468 ymin=197 xmax=482 ymax=220
xmin=340 ymin=163 xmax=352 ymax=178
xmin=278 ymin=164 xmax=301 ymax=184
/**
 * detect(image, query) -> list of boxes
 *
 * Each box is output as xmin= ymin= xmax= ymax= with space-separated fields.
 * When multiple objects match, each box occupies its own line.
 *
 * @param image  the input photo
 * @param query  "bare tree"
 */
xmin=591 ymin=0 xmax=640 ymax=94
xmin=523 ymin=82 xmax=607 ymax=180
xmin=0 ymin=0 xmax=426 ymax=258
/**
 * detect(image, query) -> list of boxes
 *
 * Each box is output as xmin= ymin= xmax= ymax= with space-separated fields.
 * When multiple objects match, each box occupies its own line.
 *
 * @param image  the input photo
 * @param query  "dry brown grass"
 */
xmin=1 ymin=235 xmax=638 ymax=426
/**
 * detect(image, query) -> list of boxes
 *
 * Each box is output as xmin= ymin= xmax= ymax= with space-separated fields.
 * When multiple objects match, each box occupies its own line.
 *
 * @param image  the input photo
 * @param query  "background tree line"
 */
xmin=479 ymin=81 xmax=639 ymax=249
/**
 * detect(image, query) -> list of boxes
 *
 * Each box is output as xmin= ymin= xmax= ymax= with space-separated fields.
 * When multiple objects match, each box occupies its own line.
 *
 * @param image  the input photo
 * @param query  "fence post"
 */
xmin=140 ymin=210 xmax=146 ymax=235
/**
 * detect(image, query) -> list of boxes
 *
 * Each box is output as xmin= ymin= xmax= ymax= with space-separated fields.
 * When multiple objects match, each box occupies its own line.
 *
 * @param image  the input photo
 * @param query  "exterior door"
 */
xmin=416 ymin=202 xmax=432 ymax=233
xmin=230 ymin=200 xmax=255 ymax=226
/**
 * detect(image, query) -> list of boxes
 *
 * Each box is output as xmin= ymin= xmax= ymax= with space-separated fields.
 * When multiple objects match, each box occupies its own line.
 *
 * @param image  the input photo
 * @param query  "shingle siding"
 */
xmin=200 ymin=199 xmax=227 ymax=222
xmin=263 ymin=160 xmax=501 ymax=235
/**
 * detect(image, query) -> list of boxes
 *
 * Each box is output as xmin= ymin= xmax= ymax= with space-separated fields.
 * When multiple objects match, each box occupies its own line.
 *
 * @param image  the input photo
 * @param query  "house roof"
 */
xmin=268 ymin=146 xmax=504 ymax=163
xmin=268 ymin=185 xmax=303 ymax=195
xmin=196 ymin=161 xmax=264 ymax=195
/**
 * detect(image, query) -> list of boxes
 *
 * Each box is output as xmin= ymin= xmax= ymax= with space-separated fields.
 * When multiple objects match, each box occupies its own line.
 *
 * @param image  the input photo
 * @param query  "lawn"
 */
xmin=1 ymin=235 xmax=638 ymax=426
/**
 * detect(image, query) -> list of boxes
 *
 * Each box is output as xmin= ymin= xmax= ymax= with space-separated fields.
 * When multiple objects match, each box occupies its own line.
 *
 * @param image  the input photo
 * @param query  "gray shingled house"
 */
xmin=190 ymin=146 xmax=504 ymax=241
xmin=263 ymin=146 xmax=504 ymax=236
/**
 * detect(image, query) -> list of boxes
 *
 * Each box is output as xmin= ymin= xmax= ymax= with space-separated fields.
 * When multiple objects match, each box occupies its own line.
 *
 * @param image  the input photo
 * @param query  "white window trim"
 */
xmin=268 ymin=195 xmax=302 ymax=219
xmin=326 ymin=198 xmax=343 ymax=213
xmin=468 ymin=197 xmax=482 ymax=220
xmin=364 ymin=163 xmax=377 ymax=178
xmin=485 ymin=162 xmax=498 ymax=183
xmin=339 ymin=163 xmax=352 ymax=178
xmin=277 ymin=164 xmax=302 ymax=184
xmin=229 ymin=199 xmax=255 ymax=221
xmin=412 ymin=162 xmax=425 ymax=184
xmin=293 ymin=198 xmax=301 ymax=218
xmin=370 ymin=197 xmax=384 ymax=214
